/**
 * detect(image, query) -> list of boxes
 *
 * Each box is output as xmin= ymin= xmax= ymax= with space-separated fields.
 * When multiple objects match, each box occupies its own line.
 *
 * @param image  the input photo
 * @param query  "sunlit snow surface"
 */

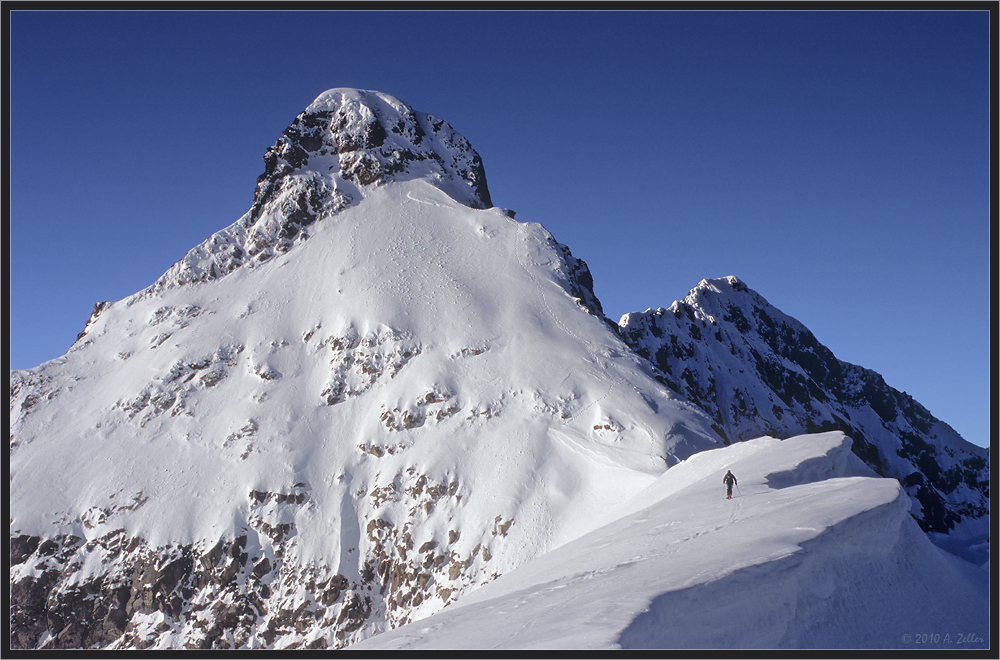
xmin=10 ymin=178 xmax=723 ymax=625
xmin=356 ymin=433 xmax=989 ymax=650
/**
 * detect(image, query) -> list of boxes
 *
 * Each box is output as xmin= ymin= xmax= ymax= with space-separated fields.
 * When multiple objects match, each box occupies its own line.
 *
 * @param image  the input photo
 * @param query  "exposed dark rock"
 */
xmin=252 ymin=557 xmax=272 ymax=578
xmin=76 ymin=301 xmax=111 ymax=342
xmin=335 ymin=592 xmax=372 ymax=634
xmin=9 ymin=570 xmax=59 ymax=648
xmin=10 ymin=534 xmax=40 ymax=565
xmin=618 ymin=276 xmax=989 ymax=536
xmin=8 ymin=458 xmax=517 ymax=651
xmin=322 ymin=574 xmax=350 ymax=605
xmin=138 ymin=89 xmax=491 ymax=300
xmin=550 ymin=239 xmax=604 ymax=318
xmin=321 ymin=328 xmax=421 ymax=407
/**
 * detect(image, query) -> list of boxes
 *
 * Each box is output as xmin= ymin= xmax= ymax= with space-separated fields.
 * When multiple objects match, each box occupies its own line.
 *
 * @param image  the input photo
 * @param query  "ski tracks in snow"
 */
xmin=731 ymin=492 xmax=744 ymax=523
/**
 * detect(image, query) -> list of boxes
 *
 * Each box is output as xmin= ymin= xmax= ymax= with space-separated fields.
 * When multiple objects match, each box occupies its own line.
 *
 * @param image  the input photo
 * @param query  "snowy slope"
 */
xmin=11 ymin=179 xmax=718 ymax=550
xmin=9 ymin=89 xmax=723 ymax=650
xmin=355 ymin=433 xmax=990 ymax=650
xmin=618 ymin=276 xmax=989 ymax=541
xmin=9 ymin=89 xmax=987 ymax=652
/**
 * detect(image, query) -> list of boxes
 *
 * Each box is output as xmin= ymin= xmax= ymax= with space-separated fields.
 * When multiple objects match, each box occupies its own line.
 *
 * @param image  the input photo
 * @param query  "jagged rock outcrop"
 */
xmin=8 ymin=479 xmax=509 ymax=650
xmin=618 ymin=276 xmax=989 ymax=538
xmin=138 ymin=89 xmax=492 ymax=297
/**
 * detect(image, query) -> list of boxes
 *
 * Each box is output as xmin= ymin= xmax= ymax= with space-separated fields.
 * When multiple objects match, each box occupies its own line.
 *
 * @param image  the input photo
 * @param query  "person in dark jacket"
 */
xmin=724 ymin=470 xmax=737 ymax=499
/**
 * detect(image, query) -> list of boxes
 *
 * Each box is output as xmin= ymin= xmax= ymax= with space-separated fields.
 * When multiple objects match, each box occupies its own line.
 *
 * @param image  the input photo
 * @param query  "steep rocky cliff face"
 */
xmin=618 ymin=276 xmax=989 ymax=539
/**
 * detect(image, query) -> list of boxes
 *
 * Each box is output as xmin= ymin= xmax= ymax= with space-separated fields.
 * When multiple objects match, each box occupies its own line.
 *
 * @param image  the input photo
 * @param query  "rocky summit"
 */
xmin=140 ymin=89 xmax=492 ymax=297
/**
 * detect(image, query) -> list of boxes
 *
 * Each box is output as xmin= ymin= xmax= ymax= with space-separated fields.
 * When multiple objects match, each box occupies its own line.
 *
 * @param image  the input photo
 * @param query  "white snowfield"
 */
xmin=10 ymin=173 xmax=725 ymax=638
xmin=355 ymin=432 xmax=990 ymax=650
xmin=10 ymin=179 xmax=719 ymax=550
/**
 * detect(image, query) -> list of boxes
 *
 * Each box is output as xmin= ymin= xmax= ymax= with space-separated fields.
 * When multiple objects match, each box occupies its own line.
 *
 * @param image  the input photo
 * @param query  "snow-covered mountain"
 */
xmin=617 ymin=277 xmax=989 ymax=545
xmin=9 ymin=89 xmax=723 ymax=650
xmin=9 ymin=89 xmax=988 ymax=651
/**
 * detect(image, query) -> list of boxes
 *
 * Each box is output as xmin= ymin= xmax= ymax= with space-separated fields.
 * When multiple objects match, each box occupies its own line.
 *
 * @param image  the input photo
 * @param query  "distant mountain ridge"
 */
xmin=618 ymin=275 xmax=989 ymax=538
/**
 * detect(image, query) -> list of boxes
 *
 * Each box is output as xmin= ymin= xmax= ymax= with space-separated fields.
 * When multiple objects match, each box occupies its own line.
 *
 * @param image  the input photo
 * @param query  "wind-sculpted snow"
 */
xmin=355 ymin=433 xmax=989 ymax=650
xmin=618 ymin=276 xmax=989 ymax=541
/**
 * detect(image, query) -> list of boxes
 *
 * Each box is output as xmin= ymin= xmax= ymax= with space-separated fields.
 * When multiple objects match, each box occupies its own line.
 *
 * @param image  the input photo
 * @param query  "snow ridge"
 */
xmin=355 ymin=433 xmax=989 ymax=650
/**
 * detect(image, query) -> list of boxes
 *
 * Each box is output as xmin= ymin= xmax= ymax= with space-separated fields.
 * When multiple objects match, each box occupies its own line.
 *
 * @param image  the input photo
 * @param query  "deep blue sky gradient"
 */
xmin=8 ymin=10 xmax=993 ymax=447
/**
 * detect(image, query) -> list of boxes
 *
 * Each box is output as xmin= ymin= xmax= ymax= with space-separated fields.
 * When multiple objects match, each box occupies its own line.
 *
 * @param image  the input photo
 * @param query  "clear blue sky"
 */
xmin=7 ymin=10 xmax=993 ymax=447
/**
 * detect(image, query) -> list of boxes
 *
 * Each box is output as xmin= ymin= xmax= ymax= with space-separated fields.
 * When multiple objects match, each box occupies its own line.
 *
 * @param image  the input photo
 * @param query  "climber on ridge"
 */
xmin=723 ymin=470 xmax=738 ymax=499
